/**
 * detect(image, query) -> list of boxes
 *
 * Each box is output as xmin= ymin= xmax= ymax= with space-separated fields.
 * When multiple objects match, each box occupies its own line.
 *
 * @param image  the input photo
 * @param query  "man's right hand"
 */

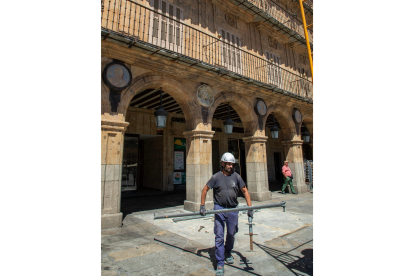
xmin=200 ymin=205 xmax=206 ymax=216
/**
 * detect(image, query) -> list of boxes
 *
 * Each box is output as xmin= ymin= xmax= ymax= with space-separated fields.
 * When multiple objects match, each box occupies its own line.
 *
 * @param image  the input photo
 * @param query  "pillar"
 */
xmin=101 ymin=119 xmax=129 ymax=229
xmin=183 ymin=130 xmax=215 ymax=212
xmin=282 ymin=140 xmax=307 ymax=194
xmin=243 ymin=136 xmax=272 ymax=201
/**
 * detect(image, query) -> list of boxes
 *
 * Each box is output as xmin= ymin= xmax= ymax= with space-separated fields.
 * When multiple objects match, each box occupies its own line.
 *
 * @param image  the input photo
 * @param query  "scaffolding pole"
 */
xmin=299 ymin=0 xmax=313 ymax=81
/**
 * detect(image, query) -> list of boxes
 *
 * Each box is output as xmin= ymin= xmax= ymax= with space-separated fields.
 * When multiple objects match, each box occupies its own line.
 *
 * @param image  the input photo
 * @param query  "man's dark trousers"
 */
xmin=214 ymin=204 xmax=239 ymax=267
xmin=282 ymin=176 xmax=295 ymax=193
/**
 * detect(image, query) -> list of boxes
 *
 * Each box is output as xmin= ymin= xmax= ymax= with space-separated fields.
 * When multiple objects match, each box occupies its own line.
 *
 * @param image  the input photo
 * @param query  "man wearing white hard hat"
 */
xmin=200 ymin=152 xmax=253 ymax=276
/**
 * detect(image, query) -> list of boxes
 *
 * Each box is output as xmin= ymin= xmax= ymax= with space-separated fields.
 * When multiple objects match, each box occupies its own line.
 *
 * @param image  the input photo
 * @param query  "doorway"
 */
xmin=227 ymin=139 xmax=247 ymax=184
xmin=212 ymin=140 xmax=220 ymax=174
xmin=121 ymin=134 xmax=139 ymax=192
xmin=273 ymin=152 xmax=284 ymax=191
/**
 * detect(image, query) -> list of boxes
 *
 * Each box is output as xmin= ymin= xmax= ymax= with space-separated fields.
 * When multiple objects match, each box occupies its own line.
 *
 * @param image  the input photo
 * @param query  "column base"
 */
xmin=184 ymin=200 xmax=214 ymax=212
xmin=249 ymin=191 xmax=272 ymax=201
xmin=101 ymin=213 xmax=123 ymax=229
xmin=293 ymin=184 xmax=308 ymax=194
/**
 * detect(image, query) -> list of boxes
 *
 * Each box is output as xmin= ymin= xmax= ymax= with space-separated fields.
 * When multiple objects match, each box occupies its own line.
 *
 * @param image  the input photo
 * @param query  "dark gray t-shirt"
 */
xmin=206 ymin=171 xmax=246 ymax=207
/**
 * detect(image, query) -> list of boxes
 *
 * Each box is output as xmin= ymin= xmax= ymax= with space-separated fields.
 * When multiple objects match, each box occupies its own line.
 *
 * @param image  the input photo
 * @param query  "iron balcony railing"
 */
xmin=101 ymin=0 xmax=313 ymax=100
xmin=246 ymin=0 xmax=313 ymax=44
xmin=303 ymin=0 xmax=313 ymax=11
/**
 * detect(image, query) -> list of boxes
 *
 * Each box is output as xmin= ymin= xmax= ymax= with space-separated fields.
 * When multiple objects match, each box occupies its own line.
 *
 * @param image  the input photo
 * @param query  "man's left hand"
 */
xmin=247 ymin=210 xmax=253 ymax=218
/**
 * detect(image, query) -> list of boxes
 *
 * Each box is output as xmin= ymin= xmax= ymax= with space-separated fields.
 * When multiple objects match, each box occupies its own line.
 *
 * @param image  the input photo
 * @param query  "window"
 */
xmin=150 ymin=0 xmax=184 ymax=53
xmin=266 ymin=51 xmax=282 ymax=88
xmin=297 ymin=67 xmax=310 ymax=97
xmin=220 ymin=29 xmax=243 ymax=75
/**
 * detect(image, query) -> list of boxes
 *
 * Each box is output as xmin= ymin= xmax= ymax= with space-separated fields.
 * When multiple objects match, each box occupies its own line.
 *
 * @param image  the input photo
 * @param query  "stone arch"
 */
xmin=301 ymin=112 xmax=313 ymax=140
xmin=207 ymin=92 xmax=259 ymax=137
xmin=263 ymin=104 xmax=297 ymax=141
xmin=118 ymin=74 xmax=202 ymax=130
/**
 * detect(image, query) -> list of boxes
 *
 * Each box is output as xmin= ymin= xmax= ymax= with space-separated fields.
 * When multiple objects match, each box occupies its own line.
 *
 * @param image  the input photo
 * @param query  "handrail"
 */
xmin=101 ymin=0 xmax=313 ymax=100
xmin=245 ymin=0 xmax=313 ymax=44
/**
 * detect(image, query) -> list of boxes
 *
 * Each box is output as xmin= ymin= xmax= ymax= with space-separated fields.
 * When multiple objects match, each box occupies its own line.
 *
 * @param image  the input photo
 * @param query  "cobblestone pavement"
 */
xmin=102 ymin=192 xmax=313 ymax=276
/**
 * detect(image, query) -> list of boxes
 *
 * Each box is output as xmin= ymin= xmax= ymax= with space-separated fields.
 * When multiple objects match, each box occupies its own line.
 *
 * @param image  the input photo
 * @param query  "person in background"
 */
xmin=281 ymin=160 xmax=296 ymax=194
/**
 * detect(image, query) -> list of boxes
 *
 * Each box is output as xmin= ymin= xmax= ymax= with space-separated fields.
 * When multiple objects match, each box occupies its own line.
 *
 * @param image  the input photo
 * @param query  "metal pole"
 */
xmin=299 ymin=0 xmax=313 ymax=81
xmin=154 ymin=201 xmax=286 ymax=220
xmin=172 ymin=214 xmax=214 ymax=223
xmin=248 ymin=216 xmax=253 ymax=250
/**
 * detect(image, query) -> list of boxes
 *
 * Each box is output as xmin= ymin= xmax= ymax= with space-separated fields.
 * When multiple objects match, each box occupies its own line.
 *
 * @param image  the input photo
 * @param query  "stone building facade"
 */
xmin=101 ymin=0 xmax=313 ymax=229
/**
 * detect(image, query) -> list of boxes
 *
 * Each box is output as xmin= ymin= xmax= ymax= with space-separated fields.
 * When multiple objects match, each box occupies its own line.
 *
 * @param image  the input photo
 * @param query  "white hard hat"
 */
xmin=221 ymin=152 xmax=236 ymax=163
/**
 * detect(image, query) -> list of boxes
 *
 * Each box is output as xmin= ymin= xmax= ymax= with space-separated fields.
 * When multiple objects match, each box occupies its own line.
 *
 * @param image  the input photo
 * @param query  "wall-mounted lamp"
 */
xmin=154 ymin=88 xmax=168 ymax=128
xmin=302 ymin=130 xmax=310 ymax=143
xmin=270 ymin=115 xmax=279 ymax=139
xmin=223 ymin=103 xmax=234 ymax=134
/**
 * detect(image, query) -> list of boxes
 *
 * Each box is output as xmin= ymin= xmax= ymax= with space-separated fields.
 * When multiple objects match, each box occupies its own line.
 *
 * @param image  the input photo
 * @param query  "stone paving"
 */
xmin=101 ymin=191 xmax=313 ymax=275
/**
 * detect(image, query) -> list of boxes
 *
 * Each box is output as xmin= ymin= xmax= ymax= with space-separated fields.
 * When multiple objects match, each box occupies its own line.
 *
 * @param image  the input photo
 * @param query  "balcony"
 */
xmin=101 ymin=0 xmax=313 ymax=101
xmin=225 ymin=0 xmax=312 ymax=48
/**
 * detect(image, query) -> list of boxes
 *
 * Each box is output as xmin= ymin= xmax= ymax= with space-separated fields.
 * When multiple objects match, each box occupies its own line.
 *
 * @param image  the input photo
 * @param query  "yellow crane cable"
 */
xmin=299 ymin=0 xmax=313 ymax=81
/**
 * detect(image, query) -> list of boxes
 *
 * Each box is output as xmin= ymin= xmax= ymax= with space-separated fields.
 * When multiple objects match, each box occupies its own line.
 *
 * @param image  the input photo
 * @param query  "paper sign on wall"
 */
xmin=174 ymin=151 xmax=185 ymax=170
xmin=174 ymin=172 xmax=182 ymax=184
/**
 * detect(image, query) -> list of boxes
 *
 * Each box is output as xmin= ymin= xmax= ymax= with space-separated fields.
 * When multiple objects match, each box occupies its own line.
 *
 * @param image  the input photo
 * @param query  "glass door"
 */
xmin=121 ymin=134 xmax=139 ymax=192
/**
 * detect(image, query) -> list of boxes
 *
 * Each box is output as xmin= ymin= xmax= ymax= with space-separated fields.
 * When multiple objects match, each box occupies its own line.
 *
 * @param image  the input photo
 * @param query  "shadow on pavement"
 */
xmin=254 ymin=241 xmax=313 ymax=276
xmin=153 ymin=238 xmax=262 ymax=275
xmin=121 ymin=189 xmax=186 ymax=219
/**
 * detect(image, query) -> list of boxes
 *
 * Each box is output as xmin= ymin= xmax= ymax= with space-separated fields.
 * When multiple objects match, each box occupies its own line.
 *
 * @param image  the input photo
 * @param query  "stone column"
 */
xmin=243 ymin=136 xmax=272 ymax=201
xmin=282 ymin=140 xmax=307 ymax=194
xmin=101 ymin=119 xmax=129 ymax=229
xmin=183 ymin=130 xmax=215 ymax=212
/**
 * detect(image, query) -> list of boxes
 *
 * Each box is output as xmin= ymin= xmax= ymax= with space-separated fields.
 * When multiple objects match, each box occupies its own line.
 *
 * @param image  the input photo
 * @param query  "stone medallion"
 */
xmin=197 ymin=84 xmax=214 ymax=107
xmin=102 ymin=61 xmax=132 ymax=91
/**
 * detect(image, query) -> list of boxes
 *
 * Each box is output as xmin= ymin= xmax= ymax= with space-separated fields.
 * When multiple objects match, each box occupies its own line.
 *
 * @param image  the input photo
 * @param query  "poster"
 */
xmin=173 ymin=172 xmax=182 ymax=184
xmin=174 ymin=138 xmax=186 ymax=150
xmin=174 ymin=151 xmax=185 ymax=170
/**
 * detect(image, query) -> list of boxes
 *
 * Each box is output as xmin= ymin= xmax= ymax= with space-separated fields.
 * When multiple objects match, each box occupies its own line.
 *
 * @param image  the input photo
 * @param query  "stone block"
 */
xmin=245 ymin=162 xmax=255 ymax=172
xmin=102 ymin=180 xmax=120 ymax=213
xmin=186 ymin=164 xmax=196 ymax=177
xmin=106 ymin=149 xmax=122 ymax=165
xmin=184 ymin=200 xmax=214 ymax=212
xmin=246 ymin=170 xmax=256 ymax=182
xmin=105 ymin=164 xmax=122 ymax=181
xmin=101 ymin=164 xmax=106 ymax=182
xmin=101 ymin=213 xmax=123 ymax=229
xmin=249 ymin=191 xmax=271 ymax=201
xmin=293 ymin=184 xmax=308 ymax=194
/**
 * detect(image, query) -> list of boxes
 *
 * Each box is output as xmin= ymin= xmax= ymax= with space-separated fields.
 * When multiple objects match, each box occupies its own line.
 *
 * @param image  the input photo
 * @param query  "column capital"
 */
xmin=242 ymin=135 xmax=268 ymax=143
xmin=282 ymin=139 xmax=304 ymax=146
xmin=101 ymin=119 xmax=129 ymax=132
xmin=183 ymin=130 xmax=215 ymax=139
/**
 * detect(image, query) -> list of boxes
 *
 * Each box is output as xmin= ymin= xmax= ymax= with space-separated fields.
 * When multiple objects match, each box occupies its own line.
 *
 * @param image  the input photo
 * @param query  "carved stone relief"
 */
xmin=268 ymin=36 xmax=278 ymax=49
xmin=299 ymin=54 xmax=308 ymax=65
xmin=197 ymin=84 xmax=214 ymax=107
xmin=225 ymin=13 xmax=237 ymax=29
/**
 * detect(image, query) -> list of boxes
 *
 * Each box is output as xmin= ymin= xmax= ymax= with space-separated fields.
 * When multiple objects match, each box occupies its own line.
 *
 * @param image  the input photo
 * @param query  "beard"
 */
xmin=224 ymin=167 xmax=233 ymax=174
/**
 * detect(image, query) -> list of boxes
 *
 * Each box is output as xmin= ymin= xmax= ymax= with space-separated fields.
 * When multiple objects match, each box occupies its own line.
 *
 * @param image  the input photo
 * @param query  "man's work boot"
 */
xmin=225 ymin=253 xmax=234 ymax=264
xmin=216 ymin=265 xmax=224 ymax=275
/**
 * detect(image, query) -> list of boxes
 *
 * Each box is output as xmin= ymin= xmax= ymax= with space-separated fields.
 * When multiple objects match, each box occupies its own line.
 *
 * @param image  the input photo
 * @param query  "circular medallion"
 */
xmin=293 ymin=108 xmax=302 ymax=124
xmin=254 ymin=99 xmax=267 ymax=117
xmin=102 ymin=61 xmax=132 ymax=91
xmin=197 ymin=84 xmax=214 ymax=107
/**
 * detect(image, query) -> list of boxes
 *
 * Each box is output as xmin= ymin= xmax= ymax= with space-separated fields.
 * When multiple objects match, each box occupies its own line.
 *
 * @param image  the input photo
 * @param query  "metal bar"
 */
xmin=299 ymin=0 xmax=313 ymax=81
xmin=173 ymin=214 xmax=214 ymax=223
xmin=154 ymin=201 xmax=286 ymax=220
xmin=248 ymin=216 xmax=253 ymax=251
